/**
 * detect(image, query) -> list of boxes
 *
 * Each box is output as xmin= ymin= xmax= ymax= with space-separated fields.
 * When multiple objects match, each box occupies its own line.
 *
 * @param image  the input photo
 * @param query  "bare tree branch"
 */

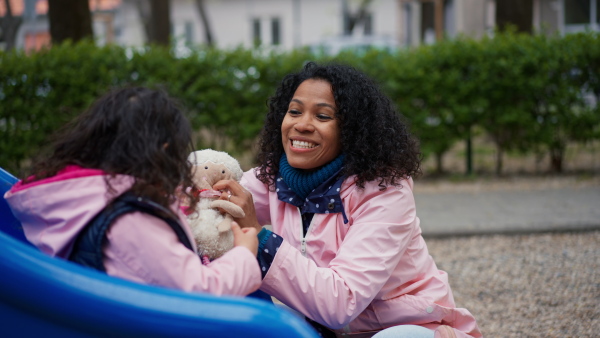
xmin=132 ymin=0 xmax=152 ymax=43
xmin=195 ymin=0 xmax=214 ymax=46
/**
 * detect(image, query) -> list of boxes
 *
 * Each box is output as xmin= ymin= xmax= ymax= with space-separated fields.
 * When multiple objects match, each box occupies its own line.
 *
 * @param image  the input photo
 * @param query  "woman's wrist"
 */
xmin=257 ymin=227 xmax=271 ymax=253
xmin=253 ymin=222 xmax=263 ymax=234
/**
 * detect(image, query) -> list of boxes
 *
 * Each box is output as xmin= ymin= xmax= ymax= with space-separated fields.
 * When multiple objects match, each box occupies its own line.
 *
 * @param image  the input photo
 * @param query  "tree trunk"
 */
xmin=47 ymin=0 xmax=93 ymax=44
xmin=549 ymin=147 xmax=564 ymax=173
xmin=0 ymin=0 xmax=23 ymax=50
xmin=465 ymin=127 xmax=473 ymax=176
xmin=195 ymin=0 xmax=214 ymax=46
xmin=148 ymin=0 xmax=170 ymax=46
xmin=495 ymin=145 xmax=504 ymax=176
xmin=435 ymin=151 xmax=444 ymax=175
xmin=496 ymin=0 xmax=533 ymax=33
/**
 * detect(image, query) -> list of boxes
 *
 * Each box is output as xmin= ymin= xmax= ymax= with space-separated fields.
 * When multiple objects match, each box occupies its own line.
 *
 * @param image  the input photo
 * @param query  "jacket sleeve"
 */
xmin=260 ymin=182 xmax=418 ymax=329
xmin=103 ymin=212 xmax=262 ymax=296
xmin=241 ymin=169 xmax=285 ymax=279
xmin=257 ymin=228 xmax=284 ymax=278
xmin=240 ymin=169 xmax=273 ymax=227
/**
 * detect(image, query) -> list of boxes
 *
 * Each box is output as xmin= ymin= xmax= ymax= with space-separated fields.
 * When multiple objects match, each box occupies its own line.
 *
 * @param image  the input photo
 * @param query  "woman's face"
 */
xmin=281 ymin=79 xmax=342 ymax=170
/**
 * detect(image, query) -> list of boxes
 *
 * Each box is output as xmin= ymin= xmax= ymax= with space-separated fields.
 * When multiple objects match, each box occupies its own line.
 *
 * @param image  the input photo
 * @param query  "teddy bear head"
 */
xmin=187 ymin=149 xmax=244 ymax=189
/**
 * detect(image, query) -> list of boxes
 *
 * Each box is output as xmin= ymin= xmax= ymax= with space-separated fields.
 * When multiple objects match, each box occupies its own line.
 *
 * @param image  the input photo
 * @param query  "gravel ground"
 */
xmin=425 ymin=231 xmax=600 ymax=337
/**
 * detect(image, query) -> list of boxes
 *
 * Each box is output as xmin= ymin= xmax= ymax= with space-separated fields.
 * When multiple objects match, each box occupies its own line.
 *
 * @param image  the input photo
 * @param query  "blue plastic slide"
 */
xmin=0 ymin=167 xmax=317 ymax=337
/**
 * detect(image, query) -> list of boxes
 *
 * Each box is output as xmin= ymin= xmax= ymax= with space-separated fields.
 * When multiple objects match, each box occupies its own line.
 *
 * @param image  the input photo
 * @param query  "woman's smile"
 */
xmin=290 ymin=139 xmax=317 ymax=149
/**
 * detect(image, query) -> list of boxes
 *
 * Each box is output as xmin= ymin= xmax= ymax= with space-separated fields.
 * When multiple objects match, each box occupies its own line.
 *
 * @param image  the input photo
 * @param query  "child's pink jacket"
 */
xmin=242 ymin=169 xmax=482 ymax=337
xmin=4 ymin=166 xmax=261 ymax=296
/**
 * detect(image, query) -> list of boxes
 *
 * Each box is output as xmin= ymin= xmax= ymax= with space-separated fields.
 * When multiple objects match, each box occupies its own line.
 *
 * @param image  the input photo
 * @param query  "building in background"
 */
xmin=560 ymin=0 xmax=599 ymax=34
xmin=0 ymin=0 xmax=120 ymax=51
xmin=1 ymin=0 xmax=598 ymax=52
xmin=399 ymin=0 xmax=599 ymax=47
xmin=399 ymin=0 xmax=494 ymax=46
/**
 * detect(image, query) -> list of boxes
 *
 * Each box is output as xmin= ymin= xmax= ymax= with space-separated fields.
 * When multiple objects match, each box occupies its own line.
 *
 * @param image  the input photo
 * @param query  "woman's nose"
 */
xmin=294 ymin=116 xmax=315 ymax=132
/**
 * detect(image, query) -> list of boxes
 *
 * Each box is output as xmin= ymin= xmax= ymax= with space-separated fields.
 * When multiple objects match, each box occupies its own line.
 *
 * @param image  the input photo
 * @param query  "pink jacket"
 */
xmin=4 ymin=166 xmax=261 ymax=296
xmin=242 ymin=169 xmax=482 ymax=337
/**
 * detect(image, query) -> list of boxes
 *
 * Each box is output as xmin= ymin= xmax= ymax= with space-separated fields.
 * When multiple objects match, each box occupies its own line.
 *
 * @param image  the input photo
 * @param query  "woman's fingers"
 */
xmin=213 ymin=180 xmax=251 ymax=205
xmin=213 ymin=180 xmax=261 ymax=232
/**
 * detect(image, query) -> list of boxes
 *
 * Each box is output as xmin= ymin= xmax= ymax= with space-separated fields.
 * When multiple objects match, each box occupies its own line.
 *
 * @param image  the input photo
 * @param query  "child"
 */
xmin=4 ymin=86 xmax=261 ymax=296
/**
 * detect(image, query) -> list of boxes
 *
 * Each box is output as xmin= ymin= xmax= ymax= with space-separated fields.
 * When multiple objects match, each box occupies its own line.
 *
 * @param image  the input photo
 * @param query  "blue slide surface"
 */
xmin=0 ymin=167 xmax=317 ymax=337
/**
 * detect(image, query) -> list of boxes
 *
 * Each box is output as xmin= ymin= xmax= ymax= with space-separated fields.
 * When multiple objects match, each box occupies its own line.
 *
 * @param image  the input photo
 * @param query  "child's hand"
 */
xmin=231 ymin=221 xmax=258 ymax=256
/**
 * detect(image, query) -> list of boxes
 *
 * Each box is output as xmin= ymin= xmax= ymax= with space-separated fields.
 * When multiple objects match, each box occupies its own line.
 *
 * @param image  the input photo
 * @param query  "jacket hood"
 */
xmin=4 ymin=167 xmax=133 ymax=258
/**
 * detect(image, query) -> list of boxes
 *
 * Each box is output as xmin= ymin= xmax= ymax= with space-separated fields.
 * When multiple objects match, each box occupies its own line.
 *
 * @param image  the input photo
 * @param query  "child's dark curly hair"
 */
xmin=256 ymin=61 xmax=421 ymax=190
xmin=28 ymin=86 xmax=199 ymax=212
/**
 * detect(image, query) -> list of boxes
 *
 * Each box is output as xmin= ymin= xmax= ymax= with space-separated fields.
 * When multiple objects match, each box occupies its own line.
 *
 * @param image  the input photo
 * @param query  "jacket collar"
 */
xmin=275 ymin=168 xmax=349 ymax=224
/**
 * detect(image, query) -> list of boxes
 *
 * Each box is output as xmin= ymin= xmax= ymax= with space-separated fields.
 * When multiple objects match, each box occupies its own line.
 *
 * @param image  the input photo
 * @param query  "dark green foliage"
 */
xmin=1 ymin=31 xmax=599 ymax=176
xmin=361 ymin=30 xmax=600 ymax=175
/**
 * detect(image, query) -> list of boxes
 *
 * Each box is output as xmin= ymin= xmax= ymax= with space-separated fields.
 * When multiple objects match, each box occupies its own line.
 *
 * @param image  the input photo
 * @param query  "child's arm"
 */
xmin=103 ymin=212 xmax=261 ymax=296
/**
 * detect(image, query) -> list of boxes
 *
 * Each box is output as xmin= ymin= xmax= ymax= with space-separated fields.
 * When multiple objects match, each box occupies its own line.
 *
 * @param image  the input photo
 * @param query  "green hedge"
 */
xmin=1 ymin=31 xmax=599 ymax=176
xmin=350 ymin=30 xmax=600 ymax=175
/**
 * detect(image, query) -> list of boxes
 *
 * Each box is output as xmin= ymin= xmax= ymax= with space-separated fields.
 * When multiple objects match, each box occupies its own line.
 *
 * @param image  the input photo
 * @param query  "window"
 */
xmin=364 ymin=13 xmax=373 ymax=35
xmin=185 ymin=21 xmax=194 ymax=45
xmin=421 ymin=2 xmax=435 ymax=44
xmin=444 ymin=0 xmax=456 ymax=37
xmin=271 ymin=17 xmax=281 ymax=45
xmin=403 ymin=3 xmax=413 ymax=46
xmin=252 ymin=17 xmax=282 ymax=46
xmin=252 ymin=18 xmax=261 ymax=45
xmin=563 ymin=0 xmax=599 ymax=33
xmin=565 ymin=0 xmax=591 ymax=24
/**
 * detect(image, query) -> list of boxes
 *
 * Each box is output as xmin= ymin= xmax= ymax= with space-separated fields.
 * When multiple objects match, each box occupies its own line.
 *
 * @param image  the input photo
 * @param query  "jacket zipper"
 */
xmin=301 ymin=238 xmax=307 ymax=256
xmin=298 ymin=208 xmax=316 ymax=257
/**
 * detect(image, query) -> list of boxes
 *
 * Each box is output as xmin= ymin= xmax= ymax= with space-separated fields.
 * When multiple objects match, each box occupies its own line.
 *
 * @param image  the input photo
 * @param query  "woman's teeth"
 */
xmin=292 ymin=140 xmax=316 ymax=149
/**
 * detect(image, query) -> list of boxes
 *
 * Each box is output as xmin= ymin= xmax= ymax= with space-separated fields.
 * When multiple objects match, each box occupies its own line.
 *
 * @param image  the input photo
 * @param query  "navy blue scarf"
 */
xmin=279 ymin=154 xmax=345 ymax=201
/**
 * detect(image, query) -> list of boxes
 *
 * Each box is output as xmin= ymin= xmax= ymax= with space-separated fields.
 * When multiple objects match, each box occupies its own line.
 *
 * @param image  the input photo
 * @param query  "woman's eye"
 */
xmin=288 ymin=109 xmax=301 ymax=116
xmin=317 ymin=114 xmax=333 ymax=120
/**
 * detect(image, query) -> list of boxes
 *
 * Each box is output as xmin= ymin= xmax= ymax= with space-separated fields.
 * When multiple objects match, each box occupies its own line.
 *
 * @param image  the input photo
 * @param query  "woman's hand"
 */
xmin=213 ymin=179 xmax=262 ymax=233
xmin=231 ymin=222 xmax=258 ymax=256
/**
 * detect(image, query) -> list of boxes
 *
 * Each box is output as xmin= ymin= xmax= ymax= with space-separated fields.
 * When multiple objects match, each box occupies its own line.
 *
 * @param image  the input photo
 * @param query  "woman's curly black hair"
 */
xmin=256 ymin=61 xmax=421 ymax=190
xmin=27 ymin=86 xmax=199 ymax=213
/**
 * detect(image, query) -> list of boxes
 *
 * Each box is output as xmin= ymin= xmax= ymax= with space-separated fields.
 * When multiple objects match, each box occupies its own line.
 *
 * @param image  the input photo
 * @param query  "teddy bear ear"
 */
xmin=187 ymin=149 xmax=214 ymax=165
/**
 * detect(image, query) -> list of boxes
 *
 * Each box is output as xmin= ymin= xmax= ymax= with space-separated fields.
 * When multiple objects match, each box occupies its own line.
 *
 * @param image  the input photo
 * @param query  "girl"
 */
xmin=4 ymin=87 xmax=261 ymax=296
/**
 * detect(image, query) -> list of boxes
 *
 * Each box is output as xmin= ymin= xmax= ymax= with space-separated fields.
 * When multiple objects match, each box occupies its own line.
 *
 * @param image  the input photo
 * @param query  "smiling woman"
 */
xmin=281 ymin=79 xmax=342 ymax=170
xmin=212 ymin=62 xmax=482 ymax=338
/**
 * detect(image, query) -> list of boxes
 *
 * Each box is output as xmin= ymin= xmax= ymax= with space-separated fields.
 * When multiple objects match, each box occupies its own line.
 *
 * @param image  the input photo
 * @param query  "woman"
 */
xmin=4 ymin=87 xmax=261 ymax=296
xmin=214 ymin=62 xmax=481 ymax=337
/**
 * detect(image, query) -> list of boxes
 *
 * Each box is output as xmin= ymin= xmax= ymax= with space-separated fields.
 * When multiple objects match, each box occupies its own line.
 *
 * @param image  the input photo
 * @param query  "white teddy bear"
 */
xmin=186 ymin=149 xmax=245 ymax=261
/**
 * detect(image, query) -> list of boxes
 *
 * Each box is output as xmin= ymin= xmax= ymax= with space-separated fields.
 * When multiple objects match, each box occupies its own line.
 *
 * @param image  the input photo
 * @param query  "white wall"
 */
xmin=179 ymin=0 xmax=400 ymax=50
xmin=113 ymin=0 xmax=146 ymax=47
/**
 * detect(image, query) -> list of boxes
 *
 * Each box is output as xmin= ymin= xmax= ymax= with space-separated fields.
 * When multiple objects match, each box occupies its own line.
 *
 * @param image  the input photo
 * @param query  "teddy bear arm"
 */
xmin=210 ymin=200 xmax=246 ymax=218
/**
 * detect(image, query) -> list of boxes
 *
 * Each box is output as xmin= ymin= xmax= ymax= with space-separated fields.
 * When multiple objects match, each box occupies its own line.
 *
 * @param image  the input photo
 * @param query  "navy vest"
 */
xmin=69 ymin=192 xmax=193 ymax=272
